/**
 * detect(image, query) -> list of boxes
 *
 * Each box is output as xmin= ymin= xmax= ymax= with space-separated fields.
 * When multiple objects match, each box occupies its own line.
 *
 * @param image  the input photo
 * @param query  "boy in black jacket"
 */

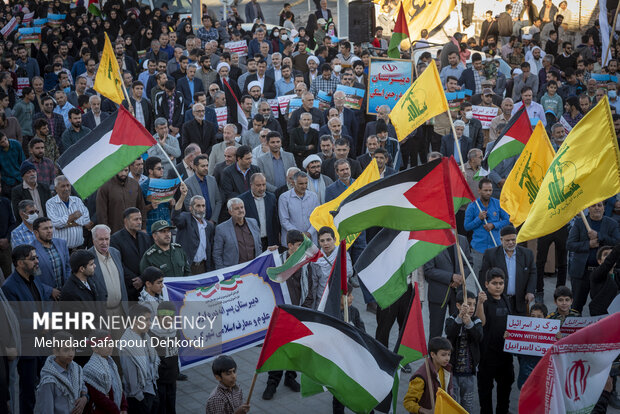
xmin=445 ymin=289 xmax=483 ymax=413
xmin=477 ymin=267 xmax=514 ymax=414
xmin=589 ymin=243 xmax=620 ymax=316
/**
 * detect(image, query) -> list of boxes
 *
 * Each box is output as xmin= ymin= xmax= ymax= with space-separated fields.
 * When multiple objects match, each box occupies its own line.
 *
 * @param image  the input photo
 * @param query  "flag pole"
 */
xmin=579 ymin=211 xmax=593 ymax=232
xmin=246 ymin=372 xmax=258 ymax=405
xmin=445 ymin=105 xmax=466 ymax=174
xmin=423 ymin=357 xmax=436 ymax=410
xmin=453 ymin=228 xmax=468 ymax=302
xmin=458 ymin=244 xmax=483 ymax=292
xmin=605 ymin=3 xmax=620 ymax=66
xmin=475 ymin=200 xmax=499 ymax=247
xmin=155 ymin=141 xmax=185 ymax=185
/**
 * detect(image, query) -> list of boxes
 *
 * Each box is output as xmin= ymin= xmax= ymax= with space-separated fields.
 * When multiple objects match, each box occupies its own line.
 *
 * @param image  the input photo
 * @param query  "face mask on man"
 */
xmin=26 ymin=213 xmax=38 ymax=224
xmin=333 ymin=65 xmax=342 ymax=73
xmin=465 ymin=111 xmax=474 ymax=120
xmin=609 ymin=90 xmax=617 ymax=99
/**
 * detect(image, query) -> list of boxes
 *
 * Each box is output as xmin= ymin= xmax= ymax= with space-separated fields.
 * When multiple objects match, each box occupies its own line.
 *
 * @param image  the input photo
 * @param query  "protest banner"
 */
xmin=367 ymin=57 xmax=414 ymax=114
xmin=163 ymin=252 xmax=289 ymax=369
xmin=504 ymin=315 xmax=560 ymax=357
xmin=560 ymin=315 xmax=607 ymax=336
xmin=559 ymin=115 xmax=573 ymax=135
xmin=277 ymin=94 xmax=296 ymax=115
xmin=47 ymin=14 xmax=65 ymax=27
xmin=336 ymin=84 xmax=365 ymax=110
xmin=472 ymin=105 xmax=499 ymax=129
xmin=267 ymin=98 xmax=279 ymax=119
xmin=214 ymin=106 xmax=228 ymax=127
xmin=16 ymin=78 xmax=30 ymax=96
xmin=317 ymin=90 xmax=332 ymax=110
xmin=224 ymin=40 xmax=248 ymax=57
xmin=22 ymin=12 xmax=35 ymax=24
xmin=33 ymin=18 xmax=48 ymax=26
xmin=144 ymin=178 xmax=180 ymax=203
xmin=18 ymin=27 xmax=41 ymax=44
xmin=0 ymin=17 xmax=17 ymax=38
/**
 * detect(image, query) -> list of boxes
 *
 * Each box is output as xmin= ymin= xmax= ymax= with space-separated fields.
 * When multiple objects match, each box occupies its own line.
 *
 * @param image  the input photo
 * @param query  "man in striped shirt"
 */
xmin=45 ymin=176 xmax=93 ymax=250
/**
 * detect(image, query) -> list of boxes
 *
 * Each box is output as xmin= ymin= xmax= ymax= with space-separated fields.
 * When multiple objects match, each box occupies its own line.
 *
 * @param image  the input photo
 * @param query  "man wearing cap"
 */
xmin=11 ymin=161 xmax=52 ymax=225
xmin=303 ymin=154 xmax=333 ymax=204
xmin=140 ymin=220 xmax=190 ymax=277
xmin=479 ymin=225 xmax=536 ymax=315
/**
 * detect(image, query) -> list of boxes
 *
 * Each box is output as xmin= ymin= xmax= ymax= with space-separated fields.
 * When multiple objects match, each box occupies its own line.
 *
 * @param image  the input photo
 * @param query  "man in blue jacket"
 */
xmin=31 ymin=217 xmax=71 ymax=301
xmin=464 ymin=178 xmax=510 ymax=276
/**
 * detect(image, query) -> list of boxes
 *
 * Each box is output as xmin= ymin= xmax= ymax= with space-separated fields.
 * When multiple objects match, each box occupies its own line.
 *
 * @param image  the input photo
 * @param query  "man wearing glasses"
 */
xmin=181 ymin=103 xmax=215 ymax=155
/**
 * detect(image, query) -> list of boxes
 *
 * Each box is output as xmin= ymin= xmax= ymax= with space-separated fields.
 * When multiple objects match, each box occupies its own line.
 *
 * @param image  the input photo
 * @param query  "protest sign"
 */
xmin=18 ymin=27 xmax=41 ymax=44
xmin=472 ymin=105 xmax=499 ymax=129
xmin=504 ymin=315 xmax=560 ymax=357
xmin=559 ymin=115 xmax=573 ymax=135
xmin=163 ymin=252 xmax=289 ymax=369
xmin=214 ymin=106 xmax=228 ymax=127
xmin=336 ymin=84 xmax=365 ymax=110
xmin=560 ymin=315 xmax=607 ymax=336
xmin=144 ymin=178 xmax=180 ymax=203
xmin=367 ymin=57 xmax=413 ymax=114
xmin=47 ymin=14 xmax=65 ymax=27
xmin=224 ymin=40 xmax=248 ymax=57
xmin=22 ymin=12 xmax=35 ymax=24
xmin=16 ymin=78 xmax=30 ymax=96
xmin=277 ymin=94 xmax=296 ymax=115
xmin=267 ymin=99 xmax=279 ymax=119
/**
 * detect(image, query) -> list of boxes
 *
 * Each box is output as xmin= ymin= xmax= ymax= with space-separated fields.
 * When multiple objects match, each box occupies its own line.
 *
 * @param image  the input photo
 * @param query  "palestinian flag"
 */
xmin=266 ymin=236 xmax=322 ymax=282
xmin=316 ymin=240 xmax=347 ymax=319
xmin=397 ymin=282 xmax=428 ymax=365
xmin=355 ymin=229 xmax=455 ymax=309
xmin=88 ymin=0 xmax=101 ymax=16
xmin=387 ymin=3 xmax=409 ymax=59
xmin=332 ymin=157 xmax=472 ymax=240
xmin=58 ymin=105 xmax=156 ymax=199
xmin=476 ymin=106 xmax=532 ymax=179
xmin=256 ymin=305 xmax=402 ymax=414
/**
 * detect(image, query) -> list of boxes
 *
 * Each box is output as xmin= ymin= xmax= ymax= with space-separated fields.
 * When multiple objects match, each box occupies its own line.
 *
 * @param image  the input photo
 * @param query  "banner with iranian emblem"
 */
xmin=163 ymin=252 xmax=289 ymax=369
xmin=504 ymin=315 xmax=560 ymax=357
xmin=519 ymin=313 xmax=620 ymax=414
xmin=367 ymin=57 xmax=413 ymax=115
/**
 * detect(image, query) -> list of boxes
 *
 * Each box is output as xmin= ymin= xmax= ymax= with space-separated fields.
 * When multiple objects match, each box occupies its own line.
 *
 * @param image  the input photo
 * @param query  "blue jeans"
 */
xmin=452 ymin=374 xmax=476 ymax=413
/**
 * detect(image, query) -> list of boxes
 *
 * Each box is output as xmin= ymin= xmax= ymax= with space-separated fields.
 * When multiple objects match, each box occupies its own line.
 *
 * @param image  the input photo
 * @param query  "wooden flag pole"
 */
xmin=245 ymin=372 xmax=258 ymax=405
xmin=423 ymin=357 xmax=436 ymax=410
xmin=343 ymin=293 xmax=349 ymax=323
xmin=446 ymin=107 xmax=466 ymax=174
xmin=579 ymin=211 xmax=593 ymax=232
xmin=605 ymin=4 xmax=620 ymax=66
xmin=453 ymin=228 xmax=468 ymax=302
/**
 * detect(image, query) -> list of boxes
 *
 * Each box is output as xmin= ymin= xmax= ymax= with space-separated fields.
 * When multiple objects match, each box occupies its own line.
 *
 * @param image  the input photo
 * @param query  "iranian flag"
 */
xmin=477 ymin=106 xmax=532 ymax=179
xmin=256 ymin=305 xmax=402 ymax=413
xmin=88 ymin=0 xmax=101 ymax=16
xmin=58 ymin=105 xmax=156 ymax=198
xmin=519 ymin=313 xmax=620 ymax=414
xmin=332 ymin=158 xmax=460 ymax=239
xmin=387 ymin=3 xmax=409 ymax=59
xmin=266 ymin=236 xmax=322 ymax=282
xmin=355 ymin=229 xmax=455 ymax=309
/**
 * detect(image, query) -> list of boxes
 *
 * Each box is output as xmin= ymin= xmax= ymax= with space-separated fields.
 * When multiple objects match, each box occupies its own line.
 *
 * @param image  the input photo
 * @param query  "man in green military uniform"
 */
xmin=140 ymin=220 xmax=191 ymax=276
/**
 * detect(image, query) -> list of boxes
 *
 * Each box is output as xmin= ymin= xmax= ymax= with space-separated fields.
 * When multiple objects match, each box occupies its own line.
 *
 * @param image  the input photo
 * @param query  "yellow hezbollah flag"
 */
xmin=517 ymin=97 xmax=620 ymax=243
xmin=94 ymin=33 xmax=125 ymax=105
xmin=310 ymin=159 xmax=380 ymax=248
xmin=401 ymin=0 xmax=457 ymax=36
xmin=389 ymin=60 xmax=448 ymax=142
xmin=435 ymin=388 xmax=468 ymax=414
xmin=500 ymin=121 xmax=555 ymax=227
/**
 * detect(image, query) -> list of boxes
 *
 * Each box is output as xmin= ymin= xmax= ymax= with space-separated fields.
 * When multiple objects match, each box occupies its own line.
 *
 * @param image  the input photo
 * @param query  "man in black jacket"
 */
xmin=110 ymin=207 xmax=153 ymax=301
xmin=155 ymin=80 xmax=186 ymax=135
xmin=589 ymin=243 xmax=620 ymax=316
xmin=220 ymin=145 xmax=261 ymax=204
xmin=180 ymin=103 xmax=215 ymax=154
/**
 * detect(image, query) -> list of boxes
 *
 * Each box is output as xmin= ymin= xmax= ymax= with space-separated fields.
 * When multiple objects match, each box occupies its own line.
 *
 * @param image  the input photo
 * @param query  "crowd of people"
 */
xmin=0 ymin=0 xmax=619 ymax=412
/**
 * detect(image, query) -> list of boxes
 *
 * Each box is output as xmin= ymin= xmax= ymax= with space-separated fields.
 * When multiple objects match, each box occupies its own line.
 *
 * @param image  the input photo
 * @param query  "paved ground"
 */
xmin=177 ymin=274 xmax=620 ymax=413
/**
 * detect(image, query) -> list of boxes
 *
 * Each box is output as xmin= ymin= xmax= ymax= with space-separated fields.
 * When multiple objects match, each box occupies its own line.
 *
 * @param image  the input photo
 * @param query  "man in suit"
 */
xmin=314 ymin=0 xmax=333 ymax=21
xmin=32 ymin=217 xmax=71 ymax=301
xmin=180 ymin=103 xmax=216 ymax=154
xmin=423 ymin=234 xmax=472 ymax=338
xmin=213 ymin=146 xmax=238 ymax=186
xmin=245 ymin=0 xmax=265 ymax=23
xmin=176 ymin=64 xmax=205 ymax=109
xmin=364 ymin=105 xmax=397 ymax=141
xmin=567 ymin=202 xmax=620 ymax=312
xmin=290 ymin=113 xmax=319 ymax=166
xmin=239 ymin=173 xmax=279 ymax=250
xmin=3 ymin=244 xmax=47 ymax=414
xmin=168 ymin=144 xmax=200 ymax=181
xmin=81 ymin=95 xmax=109 ymax=130
xmin=184 ymin=154 xmax=222 ymax=223
xmin=209 ymin=124 xmax=241 ymax=175
xmin=242 ymin=59 xmax=276 ymax=99
xmin=327 ymin=91 xmax=358 ymax=144
xmin=440 ymin=120 xmax=472 ymax=165
xmin=479 ymin=225 xmax=536 ymax=316
xmin=321 ymin=138 xmax=362 ymax=181
xmin=173 ymin=183 xmax=215 ymax=274
xmin=110 ymin=207 xmax=153 ymax=301
xmin=458 ymin=102 xmax=485 ymax=150
xmin=89 ymin=224 xmax=129 ymax=318
xmin=357 ymin=135 xmax=379 ymax=170
xmin=128 ymin=81 xmax=154 ymax=133
xmin=154 ymin=80 xmax=186 ymax=134
xmin=11 ymin=161 xmax=52 ymax=225
xmin=373 ymin=148 xmax=397 ymax=178
xmin=221 ymin=145 xmax=261 ymax=203
xmin=256 ymin=132 xmax=297 ymax=193
xmin=213 ymin=198 xmax=262 ymax=269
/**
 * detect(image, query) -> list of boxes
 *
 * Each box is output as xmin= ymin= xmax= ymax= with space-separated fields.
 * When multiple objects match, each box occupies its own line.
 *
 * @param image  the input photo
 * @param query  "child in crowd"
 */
xmin=403 ymin=337 xmax=453 ymax=414
xmin=547 ymin=286 xmax=581 ymax=324
xmin=589 ymin=244 xmax=620 ymax=316
xmin=515 ymin=303 xmax=548 ymax=389
xmin=540 ymin=80 xmax=563 ymax=124
xmin=120 ymin=304 xmax=160 ymax=413
xmin=445 ymin=290 xmax=483 ymax=413
xmin=34 ymin=331 xmax=89 ymax=414
xmin=150 ymin=301 xmax=180 ymax=414
xmin=83 ymin=329 xmax=128 ymax=413
xmin=206 ymin=355 xmax=250 ymax=414
xmin=477 ymin=267 xmax=514 ymax=414
xmin=139 ymin=266 xmax=165 ymax=310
